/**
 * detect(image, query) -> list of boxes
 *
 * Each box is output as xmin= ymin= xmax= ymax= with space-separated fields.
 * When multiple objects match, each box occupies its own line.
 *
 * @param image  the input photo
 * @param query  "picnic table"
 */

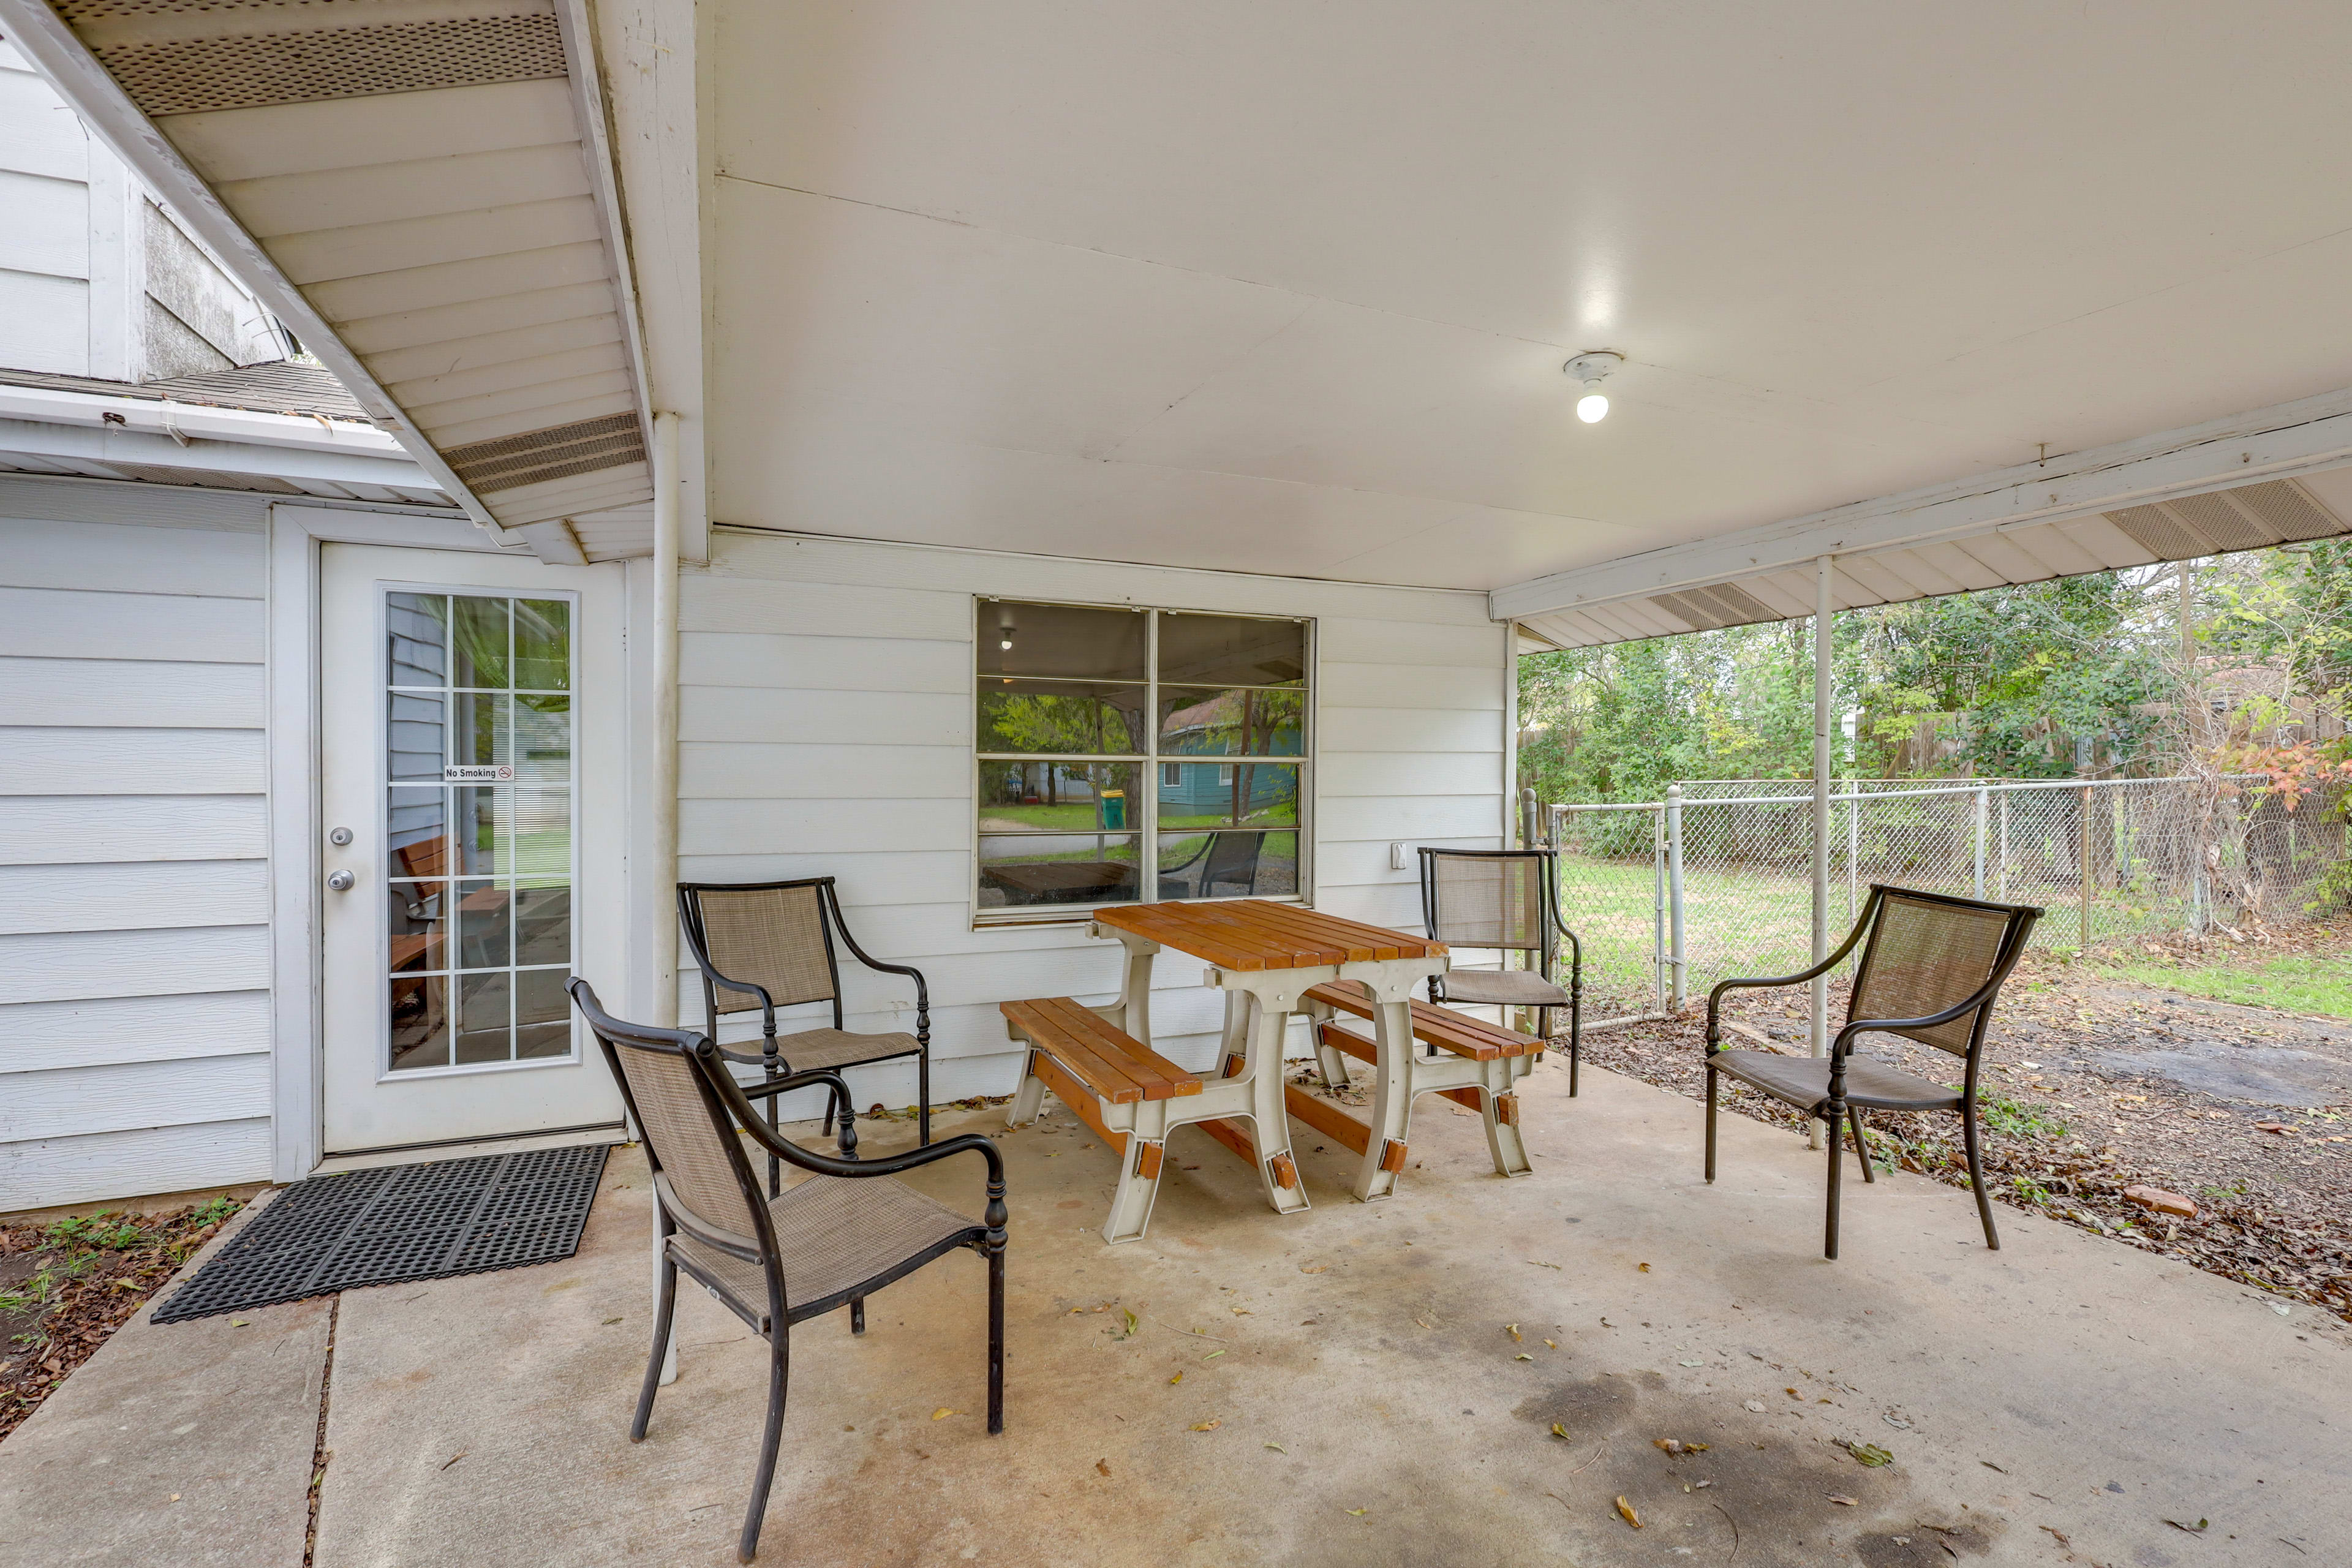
xmin=1005 ymin=899 xmax=1508 ymax=1241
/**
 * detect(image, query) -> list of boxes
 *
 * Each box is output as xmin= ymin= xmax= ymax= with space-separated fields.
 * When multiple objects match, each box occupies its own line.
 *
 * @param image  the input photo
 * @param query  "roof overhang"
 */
xmin=0 ymin=0 xmax=657 ymax=564
xmin=1493 ymin=388 xmax=2352 ymax=647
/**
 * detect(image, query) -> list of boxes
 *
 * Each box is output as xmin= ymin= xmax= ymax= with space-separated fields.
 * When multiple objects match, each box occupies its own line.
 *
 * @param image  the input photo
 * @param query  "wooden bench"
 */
xmin=1291 ymin=981 xmax=1540 ymax=1186
xmin=1000 ymin=997 xmax=1208 ymax=1243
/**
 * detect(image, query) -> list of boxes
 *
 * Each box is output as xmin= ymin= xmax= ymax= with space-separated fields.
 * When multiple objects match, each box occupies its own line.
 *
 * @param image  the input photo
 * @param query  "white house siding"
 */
xmin=677 ymin=530 xmax=1508 ymax=1111
xmin=0 ymin=477 xmax=274 ymax=1209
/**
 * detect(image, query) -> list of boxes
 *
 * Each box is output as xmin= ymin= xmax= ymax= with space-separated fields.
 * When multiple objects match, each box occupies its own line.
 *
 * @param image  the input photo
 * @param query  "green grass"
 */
xmin=2095 ymin=954 xmax=2352 ymax=1020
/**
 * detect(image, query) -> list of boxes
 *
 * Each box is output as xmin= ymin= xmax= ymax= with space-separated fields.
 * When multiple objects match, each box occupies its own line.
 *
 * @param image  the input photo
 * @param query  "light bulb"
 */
xmin=1576 ymin=390 xmax=1609 ymax=423
xmin=1000 ymin=638 xmax=1013 ymax=650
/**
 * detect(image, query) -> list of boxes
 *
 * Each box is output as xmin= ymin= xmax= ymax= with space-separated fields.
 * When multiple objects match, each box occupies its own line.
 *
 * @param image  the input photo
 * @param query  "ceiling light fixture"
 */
xmin=1566 ymin=350 xmax=1623 ymax=424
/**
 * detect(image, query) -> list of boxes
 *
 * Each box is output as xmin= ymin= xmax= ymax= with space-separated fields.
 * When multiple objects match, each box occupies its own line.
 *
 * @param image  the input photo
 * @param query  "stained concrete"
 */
xmin=0 ymin=1190 xmax=328 ymax=1567
xmin=311 ymin=1063 xmax=2348 ymax=1568
xmin=8 ymin=1062 xmax=2348 ymax=1566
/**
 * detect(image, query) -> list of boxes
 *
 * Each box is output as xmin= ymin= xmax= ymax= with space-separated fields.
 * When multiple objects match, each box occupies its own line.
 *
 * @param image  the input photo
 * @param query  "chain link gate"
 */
xmin=1548 ymin=776 xmax=2347 ymax=1025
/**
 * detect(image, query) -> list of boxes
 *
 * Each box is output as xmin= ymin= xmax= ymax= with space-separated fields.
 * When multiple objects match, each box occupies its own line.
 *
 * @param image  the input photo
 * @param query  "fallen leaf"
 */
xmin=1638 ymin=1262 xmax=1651 ymax=1273
xmin=1118 ymin=1308 xmax=1139 ymax=1340
xmin=1679 ymin=1358 xmax=1705 ymax=1367
xmin=1202 ymin=1349 xmax=1225 ymax=1361
xmin=1544 ymin=1339 xmax=1557 ymax=1349
xmin=1615 ymin=1496 xmax=1642 ymax=1528
xmin=1264 ymin=1442 xmax=1286 ymax=1453
xmin=1169 ymin=1371 xmax=1184 ymax=1385
xmin=229 ymin=1318 xmax=249 ymax=1328
xmin=1743 ymin=1400 xmax=1767 ymax=1413
xmin=1980 ymin=1460 xmax=2007 ymax=1473
xmin=1506 ymin=1322 xmax=1522 ymax=1341
xmin=1515 ymin=1353 xmax=1534 ymax=1362
xmin=1550 ymin=1423 xmax=1571 ymax=1440
xmin=439 ymin=1452 xmax=466 ymax=1471
xmin=1827 ymin=1494 xmax=1858 ymax=1506
xmin=1345 ymin=1507 xmax=1367 ymax=1517
xmin=600 ymin=1316 xmax=624 ymax=1326
xmin=932 ymin=1408 xmax=959 ymax=1420
xmin=170 ymin=1494 xmax=181 ymax=1502
xmin=1786 ymin=1388 xmax=1801 ymax=1399
xmin=1095 ymin=1459 xmax=1110 ymax=1476
xmin=2163 ymin=1518 xmax=2209 ymax=1534
xmin=1190 ymin=1419 xmax=1221 ymax=1432
xmin=1527 ymin=1259 xmax=1562 ymax=1270
xmin=1654 ymin=1439 xmax=1711 ymax=1455
xmin=1299 ymin=1263 xmax=1327 ymax=1275
xmin=1840 ymin=1441 xmax=1894 ymax=1468
xmin=1230 ymin=1307 xmax=1251 ymax=1316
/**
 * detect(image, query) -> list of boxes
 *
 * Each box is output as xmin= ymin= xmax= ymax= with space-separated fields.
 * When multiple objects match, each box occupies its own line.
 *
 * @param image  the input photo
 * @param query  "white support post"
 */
xmin=1651 ymin=807 xmax=1668 ymax=1015
xmin=1810 ymin=559 xmax=1834 ymax=1148
xmin=649 ymin=410 xmax=682 ymax=1386
xmin=1665 ymin=783 xmax=1686 ymax=1009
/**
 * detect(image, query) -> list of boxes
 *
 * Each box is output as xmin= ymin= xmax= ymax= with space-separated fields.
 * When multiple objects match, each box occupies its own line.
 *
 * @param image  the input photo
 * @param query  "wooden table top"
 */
xmin=1092 ymin=899 xmax=1446 ymax=972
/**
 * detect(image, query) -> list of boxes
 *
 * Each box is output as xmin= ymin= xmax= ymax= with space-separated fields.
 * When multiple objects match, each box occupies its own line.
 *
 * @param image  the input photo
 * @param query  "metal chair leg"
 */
xmin=765 ymin=1044 xmax=783 ymax=1200
xmin=1823 ymin=1102 xmax=1845 ymax=1260
xmin=631 ymin=1251 xmax=677 ymax=1442
xmin=1962 ymin=1105 xmax=2001 ymax=1251
xmin=849 ymin=1297 xmax=865 ymax=1335
xmin=918 ymin=1052 xmax=932 ymax=1146
xmin=738 ymin=1331 xmax=789 ymax=1562
xmin=1850 ymin=1106 xmax=1875 ymax=1184
xmin=986 ymin=1238 xmax=1006 ymax=1435
xmin=1703 ymin=1063 xmax=1719 ymax=1183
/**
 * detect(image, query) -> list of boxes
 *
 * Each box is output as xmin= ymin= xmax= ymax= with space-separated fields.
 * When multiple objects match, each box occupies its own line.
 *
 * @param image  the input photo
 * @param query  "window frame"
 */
xmin=971 ymin=597 xmax=1313 ymax=925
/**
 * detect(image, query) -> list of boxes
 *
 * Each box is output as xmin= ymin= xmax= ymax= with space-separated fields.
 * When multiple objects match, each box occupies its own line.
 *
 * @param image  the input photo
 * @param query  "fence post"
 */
xmin=1997 ymin=789 xmax=2009 ymax=902
xmin=1845 ymin=778 xmax=1859 ymax=925
xmin=1973 ymin=785 xmax=1989 ymax=899
xmin=2079 ymin=786 xmax=2094 ymax=950
xmin=1651 ymin=805 xmax=1667 ymax=1015
xmin=1664 ymin=784 xmax=1687 ymax=1008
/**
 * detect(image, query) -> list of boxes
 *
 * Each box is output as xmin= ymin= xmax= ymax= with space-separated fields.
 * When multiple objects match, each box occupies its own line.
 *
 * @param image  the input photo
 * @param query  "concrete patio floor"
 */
xmin=4 ymin=1057 xmax=2346 ymax=1568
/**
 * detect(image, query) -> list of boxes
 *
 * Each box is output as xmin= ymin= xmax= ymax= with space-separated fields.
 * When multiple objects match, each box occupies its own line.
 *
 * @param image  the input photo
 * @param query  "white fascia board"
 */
xmin=0 ymin=0 xmax=516 ymax=547
xmin=0 ymin=415 xmax=447 ymax=492
xmin=0 ymin=382 xmax=419 ymax=459
xmin=1490 ymin=384 xmax=2352 ymax=623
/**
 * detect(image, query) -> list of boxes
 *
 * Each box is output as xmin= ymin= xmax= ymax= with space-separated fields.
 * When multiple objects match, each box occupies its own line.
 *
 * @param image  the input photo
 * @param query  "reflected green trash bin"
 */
xmin=1098 ymin=790 xmax=1126 ymax=829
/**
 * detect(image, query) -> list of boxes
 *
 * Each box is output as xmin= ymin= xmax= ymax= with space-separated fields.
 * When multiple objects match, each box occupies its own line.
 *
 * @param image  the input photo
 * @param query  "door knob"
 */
xmin=327 ymin=870 xmax=356 ymax=892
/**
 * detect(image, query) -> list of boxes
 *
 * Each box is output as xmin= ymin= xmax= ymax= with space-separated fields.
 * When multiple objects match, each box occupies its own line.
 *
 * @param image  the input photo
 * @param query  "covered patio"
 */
xmin=6 ymin=1060 xmax=2346 ymax=1567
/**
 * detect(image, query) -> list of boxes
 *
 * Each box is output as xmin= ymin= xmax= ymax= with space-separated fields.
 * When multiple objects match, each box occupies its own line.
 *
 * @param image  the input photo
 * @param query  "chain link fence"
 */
xmin=1549 ymin=777 xmax=2349 ymax=1027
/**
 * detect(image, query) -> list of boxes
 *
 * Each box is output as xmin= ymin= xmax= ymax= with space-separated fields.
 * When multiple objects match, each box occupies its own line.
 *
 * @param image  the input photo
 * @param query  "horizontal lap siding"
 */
xmin=0 ymin=493 xmax=273 ymax=1209
xmin=680 ymin=530 xmax=1502 ymax=1110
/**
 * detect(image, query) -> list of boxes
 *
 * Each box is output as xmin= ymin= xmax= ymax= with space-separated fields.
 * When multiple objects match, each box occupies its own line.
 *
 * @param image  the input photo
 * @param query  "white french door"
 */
xmin=318 ymin=543 xmax=625 ymax=1156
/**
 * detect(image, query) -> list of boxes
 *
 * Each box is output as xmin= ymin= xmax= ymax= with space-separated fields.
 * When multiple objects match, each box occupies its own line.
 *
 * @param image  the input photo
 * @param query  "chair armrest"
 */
xmin=692 ymin=961 xmax=778 ymax=1041
xmin=1703 ymin=891 xmax=1882 ymax=1050
xmin=826 ymin=907 xmax=931 ymax=1030
xmin=734 ymin=1068 xmax=859 ymax=1156
xmin=737 ymin=1117 xmax=1008 ymax=1233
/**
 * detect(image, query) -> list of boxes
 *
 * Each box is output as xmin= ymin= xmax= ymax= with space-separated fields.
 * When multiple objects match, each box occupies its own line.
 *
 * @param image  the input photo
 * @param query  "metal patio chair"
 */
xmin=1702 ymin=884 xmax=2043 ymax=1259
xmin=569 ymin=980 xmax=1005 ymax=1564
xmin=1417 ymin=846 xmax=1585 ymax=1093
xmin=679 ymin=878 xmax=935 ymax=1196
xmin=1158 ymin=829 xmax=1264 ymax=899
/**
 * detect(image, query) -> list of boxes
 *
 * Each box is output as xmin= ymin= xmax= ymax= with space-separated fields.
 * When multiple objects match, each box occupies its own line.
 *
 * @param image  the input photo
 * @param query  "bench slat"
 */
xmin=1303 ymin=983 xmax=1536 ymax=1061
xmin=1001 ymin=999 xmax=1148 ymax=1104
xmin=1033 ymin=996 xmax=1202 ymax=1100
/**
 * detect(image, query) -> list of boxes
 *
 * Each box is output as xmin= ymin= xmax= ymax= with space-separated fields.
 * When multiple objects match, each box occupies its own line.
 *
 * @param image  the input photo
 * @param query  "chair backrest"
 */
xmin=1845 ymin=886 xmax=2037 ymax=1057
xmin=678 ymin=881 xmax=840 ymax=1022
xmin=1420 ymin=848 xmax=1551 ymax=954
xmin=568 ymin=978 xmax=766 ymax=1249
xmin=1203 ymin=831 xmax=1263 ymax=893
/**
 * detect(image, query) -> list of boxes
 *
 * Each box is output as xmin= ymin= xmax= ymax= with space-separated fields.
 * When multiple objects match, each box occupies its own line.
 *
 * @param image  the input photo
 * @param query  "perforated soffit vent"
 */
xmin=1610 ymin=477 xmax=2349 ymax=643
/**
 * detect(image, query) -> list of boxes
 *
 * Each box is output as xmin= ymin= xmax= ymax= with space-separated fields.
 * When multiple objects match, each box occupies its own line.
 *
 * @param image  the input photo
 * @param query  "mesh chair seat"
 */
xmin=1440 ymin=967 xmax=1571 ymax=1008
xmin=731 ymin=1027 xmax=922 ymax=1075
xmin=1709 ymin=1049 xmax=1964 ymax=1114
xmin=673 ymin=1174 xmax=979 ymax=1331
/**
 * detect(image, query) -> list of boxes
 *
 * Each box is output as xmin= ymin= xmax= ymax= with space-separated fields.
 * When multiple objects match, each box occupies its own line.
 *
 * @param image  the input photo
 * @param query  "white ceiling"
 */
xmin=703 ymin=0 xmax=2352 ymax=590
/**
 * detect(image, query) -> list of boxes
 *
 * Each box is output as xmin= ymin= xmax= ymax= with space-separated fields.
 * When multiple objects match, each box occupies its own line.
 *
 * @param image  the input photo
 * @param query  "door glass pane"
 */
xmin=382 ymin=589 xmax=573 ymax=1072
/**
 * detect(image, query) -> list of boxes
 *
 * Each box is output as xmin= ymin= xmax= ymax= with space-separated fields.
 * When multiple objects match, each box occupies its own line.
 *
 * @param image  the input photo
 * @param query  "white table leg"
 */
xmin=1237 ymin=987 xmax=1311 ymax=1215
xmin=1354 ymin=994 xmax=1419 ymax=1202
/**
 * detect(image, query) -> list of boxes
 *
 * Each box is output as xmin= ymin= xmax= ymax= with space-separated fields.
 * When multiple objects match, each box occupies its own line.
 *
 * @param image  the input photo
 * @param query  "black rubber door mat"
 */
xmin=155 ymin=1143 xmax=611 ymax=1323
